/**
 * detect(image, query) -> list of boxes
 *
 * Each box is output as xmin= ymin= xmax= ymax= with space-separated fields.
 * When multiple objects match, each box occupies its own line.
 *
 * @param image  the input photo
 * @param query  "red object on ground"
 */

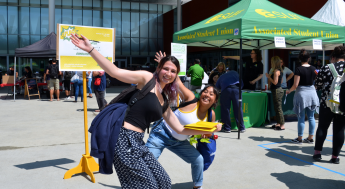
xmin=213 ymin=135 xmax=218 ymax=140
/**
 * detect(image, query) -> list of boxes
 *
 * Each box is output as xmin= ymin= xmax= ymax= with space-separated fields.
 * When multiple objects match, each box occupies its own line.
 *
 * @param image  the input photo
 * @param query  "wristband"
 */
xmin=88 ymin=47 xmax=94 ymax=54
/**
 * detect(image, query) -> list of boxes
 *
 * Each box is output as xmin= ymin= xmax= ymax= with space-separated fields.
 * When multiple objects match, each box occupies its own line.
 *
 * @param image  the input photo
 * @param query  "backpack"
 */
xmin=50 ymin=64 xmax=59 ymax=79
xmin=64 ymin=71 xmax=72 ymax=80
xmin=326 ymin=63 xmax=344 ymax=114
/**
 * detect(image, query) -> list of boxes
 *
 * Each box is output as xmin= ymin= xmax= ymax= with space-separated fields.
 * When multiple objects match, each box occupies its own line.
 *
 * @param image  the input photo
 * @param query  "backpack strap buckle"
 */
xmin=129 ymin=98 xmax=138 ymax=106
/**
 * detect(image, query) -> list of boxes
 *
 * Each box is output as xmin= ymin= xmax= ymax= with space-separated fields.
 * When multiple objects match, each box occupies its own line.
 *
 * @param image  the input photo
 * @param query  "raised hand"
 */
xmin=70 ymin=33 xmax=93 ymax=52
xmin=154 ymin=51 xmax=166 ymax=63
xmin=215 ymin=123 xmax=222 ymax=132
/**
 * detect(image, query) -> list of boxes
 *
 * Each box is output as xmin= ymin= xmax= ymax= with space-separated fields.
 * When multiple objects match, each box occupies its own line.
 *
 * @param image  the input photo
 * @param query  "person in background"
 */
xmin=93 ymin=71 xmax=107 ymax=112
xmin=316 ymin=59 xmax=322 ymax=70
xmin=210 ymin=62 xmax=226 ymax=77
xmin=286 ymin=49 xmax=319 ymax=144
xmin=314 ymin=46 xmax=345 ymax=164
xmin=87 ymin=71 xmax=93 ymax=98
xmin=21 ymin=66 xmax=32 ymax=79
xmin=266 ymin=56 xmax=285 ymax=131
xmin=268 ymin=59 xmax=294 ymax=89
xmin=5 ymin=66 xmax=18 ymax=78
xmin=63 ymin=71 xmax=72 ymax=100
xmin=216 ymin=70 xmax=245 ymax=133
xmin=208 ymin=72 xmax=220 ymax=85
xmin=223 ymin=49 xmax=263 ymax=90
xmin=73 ymin=71 xmax=84 ymax=102
xmin=46 ymin=60 xmax=62 ymax=101
xmin=187 ymin=59 xmax=204 ymax=91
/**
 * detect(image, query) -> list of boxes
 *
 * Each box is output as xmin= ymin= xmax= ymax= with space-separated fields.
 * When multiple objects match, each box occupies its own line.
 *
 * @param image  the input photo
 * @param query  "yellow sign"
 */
xmin=255 ymin=9 xmax=304 ymax=20
xmin=205 ymin=9 xmax=245 ymax=24
xmin=58 ymin=24 xmax=115 ymax=71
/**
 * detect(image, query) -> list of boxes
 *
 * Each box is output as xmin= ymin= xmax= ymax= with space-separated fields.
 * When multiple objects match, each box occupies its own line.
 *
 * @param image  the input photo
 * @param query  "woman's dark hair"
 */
xmin=199 ymin=85 xmax=220 ymax=110
xmin=208 ymin=72 xmax=220 ymax=85
xmin=252 ymin=49 xmax=262 ymax=61
xmin=154 ymin=55 xmax=181 ymax=106
xmin=25 ymin=66 xmax=32 ymax=74
xmin=299 ymin=49 xmax=310 ymax=62
xmin=331 ymin=46 xmax=345 ymax=60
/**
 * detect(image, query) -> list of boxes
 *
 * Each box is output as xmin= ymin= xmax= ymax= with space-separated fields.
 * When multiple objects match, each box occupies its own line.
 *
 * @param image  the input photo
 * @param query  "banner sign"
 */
xmin=171 ymin=43 xmax=187 ymax=76
xmin=57 ymin=24 xmax=115 ymax=71
xmin=313 ymin=39 xmax=322 ymax=50
xmin=274 ymin=36 xmax=286 ymax=48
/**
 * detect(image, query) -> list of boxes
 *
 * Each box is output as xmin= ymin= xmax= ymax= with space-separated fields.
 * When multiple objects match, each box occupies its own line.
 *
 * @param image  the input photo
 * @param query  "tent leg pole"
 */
xmin=322 ymin=50 xmax=325 ymax=66
xmin=14 ymin=56 xmax=16 ymax=102
xmin=238 ymin=39 xmax=243 ymax=140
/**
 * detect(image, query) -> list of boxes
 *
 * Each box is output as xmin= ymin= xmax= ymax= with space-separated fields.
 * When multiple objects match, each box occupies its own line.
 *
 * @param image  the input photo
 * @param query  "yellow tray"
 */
xmin=185 ymin=121 xmax=218 ymax=129
xmin=184 ymin=126 xmax=216 ymax=132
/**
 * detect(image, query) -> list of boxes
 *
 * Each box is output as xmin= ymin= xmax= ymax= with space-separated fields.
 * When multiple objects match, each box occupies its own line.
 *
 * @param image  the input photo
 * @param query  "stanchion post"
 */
xmin=64 ymin=71 xmax=99 ymax=183
xmin=238 ymin=39 xmax=243 ymax=139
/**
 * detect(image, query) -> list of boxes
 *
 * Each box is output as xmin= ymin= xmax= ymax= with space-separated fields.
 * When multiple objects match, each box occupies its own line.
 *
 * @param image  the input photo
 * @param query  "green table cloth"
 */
xmin=196 ymin=92 xmax=268 ymax=130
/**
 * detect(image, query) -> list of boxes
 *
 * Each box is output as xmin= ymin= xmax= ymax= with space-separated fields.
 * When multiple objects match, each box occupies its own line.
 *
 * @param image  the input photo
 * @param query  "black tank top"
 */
xmin=270 ymin=70 xmax=283 ymax=89
xmin=124 ymin=90 xmax=168 ymax=132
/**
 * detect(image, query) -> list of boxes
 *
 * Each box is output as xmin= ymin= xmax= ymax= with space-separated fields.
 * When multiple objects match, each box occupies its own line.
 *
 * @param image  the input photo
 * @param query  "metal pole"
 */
xmin=49 ymin=0 xmax=55 ymax=33
xmin=238 ymin=39 xmax=243 ymax=139
xmin=13 ymin=57 xmax=16 ymax=102
xmin=322 ymin=50 xmax=325 ymax=66
xmin=177 ymin=0 xmax=181 ymax=31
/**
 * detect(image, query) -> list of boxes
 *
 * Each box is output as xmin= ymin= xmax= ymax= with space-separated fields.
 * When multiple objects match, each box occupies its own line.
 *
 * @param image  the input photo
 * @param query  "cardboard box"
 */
xmin=2 ymin=75 xmax=15 ymax=84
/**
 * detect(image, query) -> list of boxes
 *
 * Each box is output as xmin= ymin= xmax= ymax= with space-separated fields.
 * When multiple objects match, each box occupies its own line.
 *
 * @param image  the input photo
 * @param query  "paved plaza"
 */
xmin=0 ymin=87 xmax=345 ymax=189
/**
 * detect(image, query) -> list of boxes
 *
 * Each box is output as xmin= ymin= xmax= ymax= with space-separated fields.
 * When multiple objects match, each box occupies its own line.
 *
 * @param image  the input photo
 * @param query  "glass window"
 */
xmin=140 ymin=3 xmax=148 ymax=12
xmin=83 ymin=0 xmax=92 ymax=8
xmin=41 ymin=8 xmax=49 ymax=35
xmin=31 ymin=35 xmax=40 ymax=44
xmin=0 ymin=56 xmax=6 ymax=73
xmin=112 ymin=1 xmax=121 ymax=11
xmin=30 ymin=7 xmax=41 ymax=35
xmin=0 ymin=35 xmax=7 ymax=54
xmin=72 ymin=0 xmax=82 ymax=9
xmin=149 ymin=4 xmax=157 ymax=13
xmin=163 ymin=5 xmax=172 ymax=13
xmin=93 ymin=0 xmax=101 ymax=8
xmin=8 ymin=6 xmax=18 ymax=34
xmin=149 ymin=14 xmax=157 ymax=38
xmin=158 ymin=5 xmax=162 ymax=13
xmin=112 ymin=12 xmax=121 ymax=37
xmin=103 ymin=11 xmax=111 ymax=28
xmin=103 ymin=0 xmax=111 ymax=10
xmin=55 ymin=0 xmax=61 ymax=5
xmin=19 ymin=35 xmax=29 ymax=48
xmin=0 ymin=6 xmax=7 ymax=34
xmin=158 ymin=39 xmax=163 ymax=52
xmin=93 ymin=10 xmax=101 ymax=27
xmin=122 ymin=2 xmax=130 ymax=11
xmin=62 ymin=9 xmax=72 ymax=24
xmin=140 ymin=13 xmax=148 ymax=38
xmin=55 ymin=8 xmax=62 ymax=32
xmin=131 ymin=2 xmax=139 ymax=11
xmin=8 ymin=0 xmax=18 ymax=5
xmin=73 ymin=9 xmax=82 ymax=25
xmin=115 ymin=37 xmax=121 ymax=55
xmin=41 ymin=0 xmax=48 ymax=5
xmin=30 ymin=0 xmax=40 ymax=6
xmin=83 ymin=10 xmax=92 ymax=26
xmin=122 ymin=38 xmax=130 ymax=56
xmin=140 ymin=38 xmax=148 ymax=56
xmin=41 ymin=35 xmax=46 ymax=40
xmin=19 ymin=0 xmax=29 ymax=6
xmin=149 ymin=38 xmax=157 ymax=55
xmin=158 ymin=14 xmax=163 ymax=38
xmin=62 ymin=0 xmax=72 ymax=8
xmin=19 ymin=7 xmax=29 ymax=34
xmin=122 ymin=12 xmax=130 ymax=38
xmin=131 ymin=38 xmax=139 ymax=55
xmin=131 ymin=12 xmax=139 ymax=38
xmin=8 ymin=35 xmax=18 ymax=54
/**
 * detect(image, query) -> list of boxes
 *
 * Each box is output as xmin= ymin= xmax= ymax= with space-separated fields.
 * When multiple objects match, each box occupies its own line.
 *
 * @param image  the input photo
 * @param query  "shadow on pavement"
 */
xmin=248 ymin=135 xmax=288 ymax=143
xmin=171 ymin=182 xmax=194 ymax=189
xmin=76 ymin=108 xmax=99 ymax=112
xmin=14 ymin=158 xmax=75 ymax=170
xmin=271 ymin=171 xmax=345 ymax=188
xmin=98 ymin=183 xmax=121 ymax=188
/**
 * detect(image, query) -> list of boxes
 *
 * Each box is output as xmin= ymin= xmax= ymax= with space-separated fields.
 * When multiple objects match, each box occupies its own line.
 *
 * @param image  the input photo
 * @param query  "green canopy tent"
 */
xmin=173 ymin=0 xmax=345 ymax=138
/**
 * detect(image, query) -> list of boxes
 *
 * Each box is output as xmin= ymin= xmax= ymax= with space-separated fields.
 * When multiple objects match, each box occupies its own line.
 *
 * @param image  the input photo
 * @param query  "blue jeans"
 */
xmin=298 ymin=107 xmax=316 ymax=137
xmin=146 ymin=120 xmax=204 ymax=187
xmin=74 ymin=80 xmax=83 ymax=101
xmin=221 ymin=86 xmax=245 ymax=131
xmin=87 ymin=78 xmax=92 ymax=94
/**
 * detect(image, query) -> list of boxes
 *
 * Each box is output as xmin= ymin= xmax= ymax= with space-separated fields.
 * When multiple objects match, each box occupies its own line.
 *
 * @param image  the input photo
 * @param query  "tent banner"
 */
xmin=58 ymin=24 xmax=115 ymax=71
xmin=171 ymin=43 xmax=187 ymax=76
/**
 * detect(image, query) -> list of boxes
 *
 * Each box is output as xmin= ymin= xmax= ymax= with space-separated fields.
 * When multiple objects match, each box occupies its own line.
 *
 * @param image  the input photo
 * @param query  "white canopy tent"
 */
xmin=311 ymin=0 xmax=345 ymax=65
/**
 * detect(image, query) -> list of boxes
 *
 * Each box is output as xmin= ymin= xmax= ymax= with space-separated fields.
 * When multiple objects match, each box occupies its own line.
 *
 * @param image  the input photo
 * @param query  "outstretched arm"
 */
xmin=70 ymin=34 xmax=152 ymax=88
xmin=223 ymin=56 xmax=240 ymax=60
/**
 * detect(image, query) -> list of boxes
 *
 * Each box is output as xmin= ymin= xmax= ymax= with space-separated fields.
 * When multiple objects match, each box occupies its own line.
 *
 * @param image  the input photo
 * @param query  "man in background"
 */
xmin=46 ymin=60 xmax=62 ymax=101
xmin=187 ymin=59 xmax=204 ymax=91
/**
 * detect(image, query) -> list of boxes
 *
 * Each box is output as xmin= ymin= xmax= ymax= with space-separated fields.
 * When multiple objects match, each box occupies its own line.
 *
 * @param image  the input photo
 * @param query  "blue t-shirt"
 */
xmin=216 ymin=71 xmax=243 ymax=92
xmin=94 ymin=74 xmax=106 ymax=92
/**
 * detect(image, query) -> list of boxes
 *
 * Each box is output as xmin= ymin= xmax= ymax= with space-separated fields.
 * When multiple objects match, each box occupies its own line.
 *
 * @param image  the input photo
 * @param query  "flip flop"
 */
xmin=271 ymin=125 xmax=277 ymax=129
xmin=275 ymin=126 xmax=285 ymax=131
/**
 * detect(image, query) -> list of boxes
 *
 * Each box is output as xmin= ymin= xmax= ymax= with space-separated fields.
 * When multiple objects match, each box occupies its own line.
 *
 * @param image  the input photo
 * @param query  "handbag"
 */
xmin=94 ymin=78 xmax=101 ymax=86
xmin=71 ymin=72 xmax=79 ymax=83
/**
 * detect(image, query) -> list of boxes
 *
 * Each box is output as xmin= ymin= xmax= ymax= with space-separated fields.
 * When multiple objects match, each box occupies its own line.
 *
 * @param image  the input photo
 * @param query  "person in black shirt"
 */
xmin=314 ymin=46 xmax=345 ymax=164
xmin=21 ymin=66 xmax=32 ymax=79
xmin=5 ymin=66 xmax=18 ymax=77
xmin=223 ymin=49 xmax=263 ymax=90
xmin=266 ymin=56 xmax=284 ymax=130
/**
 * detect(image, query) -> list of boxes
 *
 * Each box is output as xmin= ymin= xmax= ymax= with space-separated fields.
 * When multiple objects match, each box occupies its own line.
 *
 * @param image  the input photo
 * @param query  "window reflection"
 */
xmin=93 ymin=10 xmax=101 ymax=27
xmin=62 ymin=9 xmax=72 ymax=24
xmin=41 ymin=8 xmax=49 ymax=35
xmin=131 ymin=12 xmax=139 ymax=38
xmin=131 ymin=38 xmax=139 ymax=55
xmin=55 ymin=8 xmax=61 ymax=32
xmin=140 ymin=38 xmax=148 ymax=56
xmin=30 ymin=7 xmax=40 ymax=35
xmin=19 ymin=35 xmax=29 ymax=48
xmin=8 ymin=6 xmax=18 ymax=34
xmin=122 ymin=38 xmax=130 ymax=56
xmin=122 ymin=12 xmax=130 ymax=37
xmin=8 ymin=35 xmax=18 ymax=54
xmin=73 ymin=9 xmax=82 ymax=25
xmin=0 ymin=35 xmax=7 ymax=54
xmin=19 ymin=7 xmax=29 ymax=34
xmin=83 ymin=10 xmax=92 ymax=26
xmin=112 ymin=11 xmax=121 ymax=37
xmin=149 ymin=14 xmax=157 ymax=38
xmin=103 ymin=11 xmax=111 ymax=28
xmin=0 ymin=6 xmax=7 ymax=34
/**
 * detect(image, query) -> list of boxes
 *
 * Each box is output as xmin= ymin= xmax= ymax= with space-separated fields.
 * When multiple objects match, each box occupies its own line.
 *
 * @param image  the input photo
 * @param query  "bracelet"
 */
xmin=88 ymin=47 xmax=94 ymax=54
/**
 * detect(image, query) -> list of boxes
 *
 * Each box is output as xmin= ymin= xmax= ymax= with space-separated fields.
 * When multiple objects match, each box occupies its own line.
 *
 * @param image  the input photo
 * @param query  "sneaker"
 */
xmin=240 ymin=129 xmax=246 ymax=133
xmin=330 ymin=158 xmax=340 ymax=164
xmin=221 ymin=129 xmax=231 ymax=133
xmin=291 ymin=138 xmax=302 ymax=144
xmin=65 ymin=96 xmax=71 ymax=100
xmin=303 ymin=138 xmax=314 ymax=144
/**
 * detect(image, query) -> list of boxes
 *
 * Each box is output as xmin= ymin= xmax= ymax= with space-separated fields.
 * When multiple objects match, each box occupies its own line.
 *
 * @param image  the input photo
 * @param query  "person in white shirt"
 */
xmin=268 ymin=59 xmax=294 ymax=89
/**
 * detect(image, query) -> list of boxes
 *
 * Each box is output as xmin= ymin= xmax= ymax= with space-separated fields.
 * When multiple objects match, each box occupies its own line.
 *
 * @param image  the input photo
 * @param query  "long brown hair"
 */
xmin=271 ymin=56 xmax=283 ymax=72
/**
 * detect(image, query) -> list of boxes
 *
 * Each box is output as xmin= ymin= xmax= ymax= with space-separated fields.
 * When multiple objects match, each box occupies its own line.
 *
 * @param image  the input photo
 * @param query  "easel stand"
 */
xmin=64 ymin=71 xmax=99 ymax=183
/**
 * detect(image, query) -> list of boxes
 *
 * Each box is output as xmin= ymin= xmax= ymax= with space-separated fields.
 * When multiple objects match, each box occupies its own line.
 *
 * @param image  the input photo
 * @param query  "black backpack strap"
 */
xmin=208 ymin=108 xmax=212 ymax=122
xmin=128 ymin=76 xmax=156 ymax=107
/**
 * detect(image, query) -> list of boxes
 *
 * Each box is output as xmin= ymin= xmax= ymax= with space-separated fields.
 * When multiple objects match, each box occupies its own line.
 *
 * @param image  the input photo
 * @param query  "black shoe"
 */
xmin=330 ymin=158 xmax=340 ymax=164
xmin=313 ymin=154 xmax=322 ymax=161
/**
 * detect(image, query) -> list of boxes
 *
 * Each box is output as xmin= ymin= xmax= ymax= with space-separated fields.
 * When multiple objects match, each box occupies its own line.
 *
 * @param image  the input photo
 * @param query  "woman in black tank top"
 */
xmin=70 ymin=35 xmax=222 ymax=189
xmin=265 ymin=56 xmax=285 ymax=130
